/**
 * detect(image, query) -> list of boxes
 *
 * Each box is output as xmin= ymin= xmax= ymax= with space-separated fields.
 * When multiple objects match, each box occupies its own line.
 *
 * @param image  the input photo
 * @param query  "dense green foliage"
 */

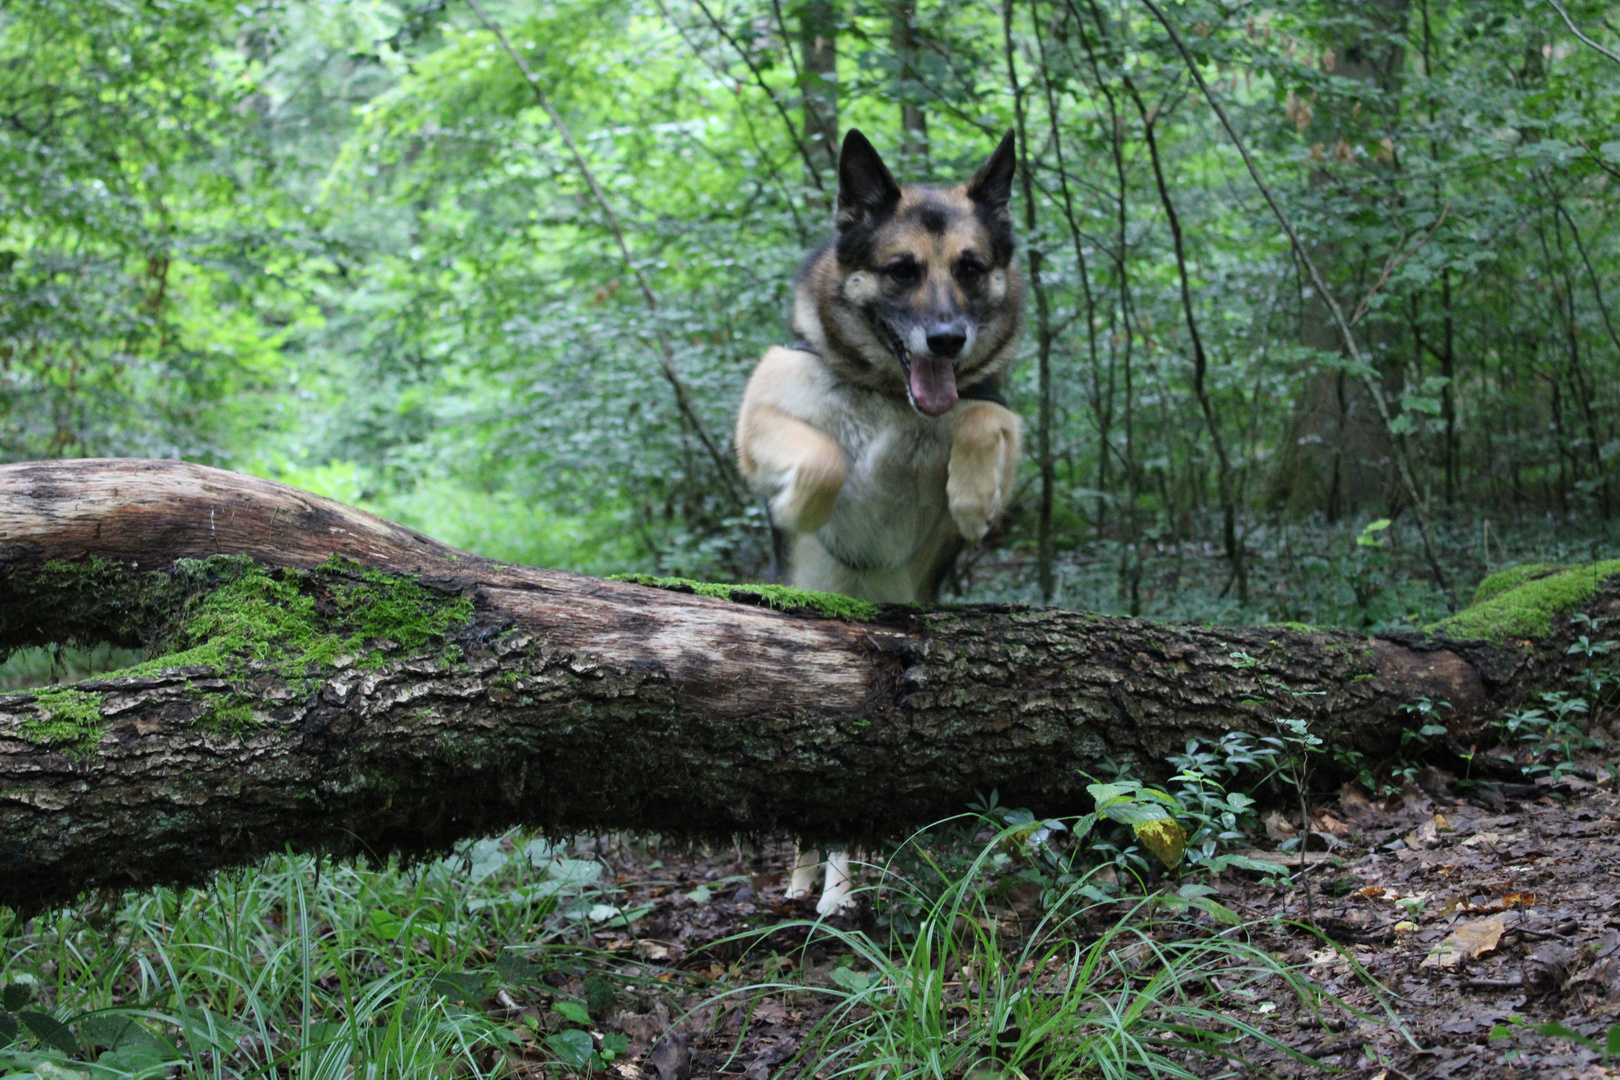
xmin=5 ymin=0 xmax=1620 ymax=625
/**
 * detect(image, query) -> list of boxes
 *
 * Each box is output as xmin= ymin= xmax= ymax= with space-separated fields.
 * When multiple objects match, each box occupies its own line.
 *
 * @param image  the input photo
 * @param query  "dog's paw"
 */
xmin=815 ymin=889 xmax=858 ymax=917
xmin=815 ymin=850 xmax=858 ymax=916
xmin=771 ymin=454 xmax=846 ymax=534
xmin=948 ymin=404 xmax=1022 ymax=542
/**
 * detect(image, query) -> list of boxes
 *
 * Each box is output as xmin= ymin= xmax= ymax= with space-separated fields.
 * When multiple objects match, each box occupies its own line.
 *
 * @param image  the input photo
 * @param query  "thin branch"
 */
xmin=1138 ymin=0 xmax=1458 ymax=610
xmin=1121 ymin=69 xmax=1245 ymax=603
xmin=1547 ymin=0 xmax=1620 ymax=66
xmin=464 ymin=0 xmax=745 ymax=508
xmin=679 ymin=0 xmax=826 ymax=191
xmin=1552 ymin=195 xmax=1620 ymax=364
xmin=1350 ymin=202 xmax=1450 ymax=327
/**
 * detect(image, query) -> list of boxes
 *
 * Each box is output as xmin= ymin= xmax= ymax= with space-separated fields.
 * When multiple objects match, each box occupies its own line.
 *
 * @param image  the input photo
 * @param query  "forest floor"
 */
xmin=533 ymin=777 xmax=1620 ymax=1080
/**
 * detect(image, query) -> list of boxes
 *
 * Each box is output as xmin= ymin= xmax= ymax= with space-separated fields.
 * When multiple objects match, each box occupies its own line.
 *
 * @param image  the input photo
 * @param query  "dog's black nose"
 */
xmin=926 ymin=329 xmax=966 ymax=358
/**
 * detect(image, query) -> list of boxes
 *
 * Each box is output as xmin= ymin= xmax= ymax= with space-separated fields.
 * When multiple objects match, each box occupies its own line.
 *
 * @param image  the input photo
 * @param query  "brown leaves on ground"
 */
xmin=488 ymin=777 xmax=1620 ymax=1080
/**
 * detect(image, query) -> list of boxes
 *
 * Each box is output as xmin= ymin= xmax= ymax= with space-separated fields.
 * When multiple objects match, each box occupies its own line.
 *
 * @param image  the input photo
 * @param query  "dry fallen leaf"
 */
xmin=1338 ymin=783 xmax=1379 ymax=821
xmin=1406 ymin=820 xmax=1442 ymax=850
xmin=1421 ymin=914 xmax=1507 ymax=969
xmin=1313 ymin=812 xmax=1352 ymax=837
xmin=1263 ymin=810 xmax=1297 ymax=839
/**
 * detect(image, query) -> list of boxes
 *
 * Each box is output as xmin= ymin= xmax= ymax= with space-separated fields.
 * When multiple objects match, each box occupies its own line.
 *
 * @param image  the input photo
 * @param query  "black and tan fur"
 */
xmin=735 ymin=130 xmax=1025 ymax=914
xmin=736 ymin=129 xmax=1025 ymax=609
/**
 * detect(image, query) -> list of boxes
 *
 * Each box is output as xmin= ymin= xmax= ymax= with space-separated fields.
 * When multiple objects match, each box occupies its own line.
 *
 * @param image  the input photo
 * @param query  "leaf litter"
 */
xmin=426 ymin=764 xmax=1614 ymax=1079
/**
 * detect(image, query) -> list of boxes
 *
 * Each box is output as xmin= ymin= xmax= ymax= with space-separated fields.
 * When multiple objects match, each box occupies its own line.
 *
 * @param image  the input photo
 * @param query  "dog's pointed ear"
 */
xmin=836 ymin=129 xmax=902 ymax=231
xmin=965 ymin=129 xmax=1017 ymax=218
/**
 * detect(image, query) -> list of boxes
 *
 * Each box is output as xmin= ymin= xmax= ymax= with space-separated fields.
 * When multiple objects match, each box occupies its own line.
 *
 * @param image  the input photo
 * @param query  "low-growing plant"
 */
xmin=0 ymin=832 xmax=646 ymax=1078
xmin=724 ymin=822 xmax=1357 ymax=1080
xmin=1497 ymin=690 xmax=1597 ymax=781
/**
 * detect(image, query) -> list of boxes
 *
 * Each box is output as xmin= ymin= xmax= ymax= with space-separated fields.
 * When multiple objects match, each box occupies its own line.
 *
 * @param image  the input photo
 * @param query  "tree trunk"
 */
xmin=0 ymin=460 xmax=1590 ymax=912
xmin=793 ymin=0 xmax=838 ymax=178
xmin=1272 ymin=0 xmax=1413 ymax=516
xmin=890 ymin=0 xmax=927 ymax=162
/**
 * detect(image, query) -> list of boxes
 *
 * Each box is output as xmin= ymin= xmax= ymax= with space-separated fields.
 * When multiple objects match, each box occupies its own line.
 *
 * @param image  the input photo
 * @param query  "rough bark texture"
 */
xmin=0 ymin=460 xmax=1584 ymax=912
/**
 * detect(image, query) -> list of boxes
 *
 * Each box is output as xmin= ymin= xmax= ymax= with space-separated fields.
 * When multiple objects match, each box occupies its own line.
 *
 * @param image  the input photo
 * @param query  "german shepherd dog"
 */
xmin=735 ymin=130 xmax=1025 ymax=913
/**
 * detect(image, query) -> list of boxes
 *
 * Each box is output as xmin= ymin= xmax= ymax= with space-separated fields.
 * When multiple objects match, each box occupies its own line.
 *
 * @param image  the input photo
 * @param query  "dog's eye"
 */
xmin=956 ymin=258 xmax=986 ymax=285
xmin=885 ymin=259 xmax=922 ymax=286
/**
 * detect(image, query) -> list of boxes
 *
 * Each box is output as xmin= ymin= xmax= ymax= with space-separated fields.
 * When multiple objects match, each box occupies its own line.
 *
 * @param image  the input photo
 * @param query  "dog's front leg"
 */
xmin=947 ymin=401 xmax=1024 ymax=542
xmin=736 ymin=403 xmax=848 ymax=534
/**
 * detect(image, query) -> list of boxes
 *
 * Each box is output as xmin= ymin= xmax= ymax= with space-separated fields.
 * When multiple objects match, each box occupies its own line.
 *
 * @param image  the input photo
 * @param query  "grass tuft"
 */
xmin=709 ymin=823 xmax=1361 ymax=1079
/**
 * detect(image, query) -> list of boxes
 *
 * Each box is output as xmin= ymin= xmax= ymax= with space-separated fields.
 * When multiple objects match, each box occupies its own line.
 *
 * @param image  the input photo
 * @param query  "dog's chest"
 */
xmin=816 ymin=396 xmax=953 ymax=570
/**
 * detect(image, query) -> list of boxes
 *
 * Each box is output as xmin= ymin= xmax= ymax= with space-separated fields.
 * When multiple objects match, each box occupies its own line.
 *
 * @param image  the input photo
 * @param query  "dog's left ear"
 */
xmin=965 ymin=129 xmax=1017 ymax=218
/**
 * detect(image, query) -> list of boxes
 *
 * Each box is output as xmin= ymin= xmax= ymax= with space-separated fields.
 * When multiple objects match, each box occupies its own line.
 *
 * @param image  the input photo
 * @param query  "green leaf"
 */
xmin=1086 ymin=781 xmax=1141 ymax=804
xmin=583 ymin=976 xmax=616 ymax=1017
xmin=367 ymin=910 xmax=405 ymax=940
xmin=0 ymin=1010 xmax=16 ymax=1048
xmin=495 ymin=953 xmax=539 ymax=988
xmin=1098 ymin=801 xmax=1174 ymax=825
xmin=425 ymin=971 xmax=487 ymax=1003
xmin=522 ymin=838 xmax=559 ymax=866
xmin=830 ymin=967 xmax=876 ymax=993
xmin=1212 ymin=854 xmax=1292 ymax=875
xmin=542 ymin=859 xmax=604 ymax=887
xmin=462 ymin=838 xmax=509 ymax=883
xmin=19 ymin=1013 xmax=77 ymax=1056
xmin=600 ymin=1032 xmax=629 ymax=1059
xmin=1189 ymin=897 xmax=1243 ymax=925
xmin=2 ymin=985 xmax=33 ymax=1013
xmin=554 ymin=1001 xmax=592 ymax=1026
xmin=545 ymin=1029 xmax=595 ymax=1070
xmin=1535 ymin=1021 xmax=1596 ymax=1050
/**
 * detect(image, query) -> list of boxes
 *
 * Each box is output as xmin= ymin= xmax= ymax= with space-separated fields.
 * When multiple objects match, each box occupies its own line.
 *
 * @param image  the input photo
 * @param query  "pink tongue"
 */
xmin=908 ymin=357 xmax=958 ymax=416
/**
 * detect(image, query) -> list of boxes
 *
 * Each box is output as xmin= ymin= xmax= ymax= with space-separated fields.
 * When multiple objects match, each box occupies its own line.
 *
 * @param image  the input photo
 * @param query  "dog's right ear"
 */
xmin=836 ymin=129 xmax=902 ymax=232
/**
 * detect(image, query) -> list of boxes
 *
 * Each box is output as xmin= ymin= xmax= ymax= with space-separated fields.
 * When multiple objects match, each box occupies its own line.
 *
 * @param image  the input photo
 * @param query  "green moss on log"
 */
xmin=132 ymin=556 xmax=475 ymax=679
xmin=608 ymin=573 xmax=881 ymax=622
xmin=1470 ymin=563 xmax=1564 ymax=607
xmin=1430 ymin=559 xmax=1620 ymax=643
xmin=11 ymin=557 xmax=475 ymax=747
xmin=22 ymin=687 xmax=107 ymax=755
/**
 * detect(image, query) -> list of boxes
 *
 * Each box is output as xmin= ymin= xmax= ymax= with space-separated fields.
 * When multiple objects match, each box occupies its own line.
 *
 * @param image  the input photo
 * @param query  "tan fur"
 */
xmin=948 ymin=401 xmax=1024 ymax=543
xmin=734 ymin=134 xmax=1025 ymax=605
xmin=737 ymin=348 xmax=848 ymax=533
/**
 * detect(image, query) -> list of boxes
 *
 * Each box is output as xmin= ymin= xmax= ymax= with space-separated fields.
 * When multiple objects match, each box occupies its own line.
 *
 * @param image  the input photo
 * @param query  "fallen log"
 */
xmin=0 ymin=459 xmax=1607 ymax=910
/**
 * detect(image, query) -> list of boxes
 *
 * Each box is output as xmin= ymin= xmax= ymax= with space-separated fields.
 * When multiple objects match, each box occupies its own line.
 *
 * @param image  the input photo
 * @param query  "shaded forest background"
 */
xmin=5 ymin=0 xmax=1620 ymax=630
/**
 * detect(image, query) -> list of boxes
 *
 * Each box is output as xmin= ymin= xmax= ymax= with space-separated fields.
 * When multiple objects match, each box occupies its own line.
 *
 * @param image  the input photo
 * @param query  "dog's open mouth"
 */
xmin=881 ymin=323 xmax=959 ymax=417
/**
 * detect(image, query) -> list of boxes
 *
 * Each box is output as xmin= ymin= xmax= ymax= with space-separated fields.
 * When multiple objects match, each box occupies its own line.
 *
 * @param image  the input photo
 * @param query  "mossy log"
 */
xmin=0 ymin=459 xmax=1610 ymax=911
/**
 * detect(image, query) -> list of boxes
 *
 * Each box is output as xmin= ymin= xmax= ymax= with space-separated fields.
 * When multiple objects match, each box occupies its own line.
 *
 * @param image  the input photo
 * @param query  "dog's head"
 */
xmin=796 ymin=129 xmax=1024 ymax=416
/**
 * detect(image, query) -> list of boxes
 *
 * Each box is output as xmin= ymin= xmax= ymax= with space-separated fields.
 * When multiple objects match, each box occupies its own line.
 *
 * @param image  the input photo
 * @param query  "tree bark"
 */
xmin=0 ymin=460 xmax=1580 ymax=911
